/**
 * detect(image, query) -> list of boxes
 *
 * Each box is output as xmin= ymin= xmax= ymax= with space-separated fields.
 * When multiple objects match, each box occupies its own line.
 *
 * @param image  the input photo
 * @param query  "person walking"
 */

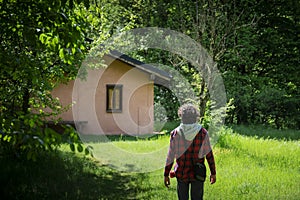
xmin=164 ymin=103 xmax=216 ymax=200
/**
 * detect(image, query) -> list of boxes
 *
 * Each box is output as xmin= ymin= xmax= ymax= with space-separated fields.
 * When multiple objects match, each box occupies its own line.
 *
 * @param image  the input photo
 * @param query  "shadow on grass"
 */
xmin=231 ymin=124 xmax=300 ymax=141
xmin=0 ymin=151 xmax=147 ymax=200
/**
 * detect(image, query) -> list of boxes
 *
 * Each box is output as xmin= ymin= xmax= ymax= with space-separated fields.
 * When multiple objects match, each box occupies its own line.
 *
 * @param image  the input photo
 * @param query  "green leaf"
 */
xmin=77 ymin=144 xmax=83 ymax=152
xmin=70 ymin=143 xmax=75 ymax=152
xmin=33 ymin=136 xmax=44 ymax=145
xmin=39 ymin=33 xmax=47 ymax=43
xmin=59 ymin=48 xmax=65 ymax=59
xmin=85 ymin=145 xmax=94 ymax=156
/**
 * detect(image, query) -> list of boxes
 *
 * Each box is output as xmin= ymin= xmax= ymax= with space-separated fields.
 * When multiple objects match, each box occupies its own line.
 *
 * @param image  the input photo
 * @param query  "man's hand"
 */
xmin=210 ymin=174 xmax=216 ymax=184
xmin=164 ymin=176 xmax=170 ymax=188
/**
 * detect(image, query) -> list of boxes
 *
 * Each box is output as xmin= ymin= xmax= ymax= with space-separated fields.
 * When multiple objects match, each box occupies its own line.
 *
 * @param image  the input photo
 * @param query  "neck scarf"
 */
xmin=177 ymin=123 xmax=202 ymax=141
xmin=177 ymin=123 xmax=211 ymax=158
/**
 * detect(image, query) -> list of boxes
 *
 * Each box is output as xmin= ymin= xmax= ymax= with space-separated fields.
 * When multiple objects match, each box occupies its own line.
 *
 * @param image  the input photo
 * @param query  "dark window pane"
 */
xmin=106 ymin=84 xmax=122 ymax=112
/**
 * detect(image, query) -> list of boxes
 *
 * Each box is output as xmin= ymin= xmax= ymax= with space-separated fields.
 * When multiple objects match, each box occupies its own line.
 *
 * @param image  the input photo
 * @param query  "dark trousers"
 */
xmin=177 ymin=179 xmax=204 ymax=200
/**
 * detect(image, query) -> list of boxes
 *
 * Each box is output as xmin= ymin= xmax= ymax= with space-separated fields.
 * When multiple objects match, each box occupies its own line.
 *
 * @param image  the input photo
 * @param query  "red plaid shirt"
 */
xmin=164 ymin=127 xmax=216 ymax=182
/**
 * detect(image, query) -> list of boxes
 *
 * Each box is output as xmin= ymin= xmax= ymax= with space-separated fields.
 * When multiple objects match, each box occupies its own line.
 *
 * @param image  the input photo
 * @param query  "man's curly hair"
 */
xmin=178 ymin=103 xmax=200 ymax=124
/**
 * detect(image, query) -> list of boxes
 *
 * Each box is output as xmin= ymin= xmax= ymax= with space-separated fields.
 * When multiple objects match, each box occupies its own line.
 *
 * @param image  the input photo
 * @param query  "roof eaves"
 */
xmin=108 ymin=50 xmax=172 ymax=84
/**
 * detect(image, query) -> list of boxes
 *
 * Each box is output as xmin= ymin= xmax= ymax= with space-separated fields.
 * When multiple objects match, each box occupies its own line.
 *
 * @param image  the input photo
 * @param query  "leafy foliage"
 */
xmin=126 ymin=0 xmax=300 ymax=129
xmin=0 ymin=0 xmax=91 ymax=160
xmin=221 ymin=0 xmax=300 ymax=128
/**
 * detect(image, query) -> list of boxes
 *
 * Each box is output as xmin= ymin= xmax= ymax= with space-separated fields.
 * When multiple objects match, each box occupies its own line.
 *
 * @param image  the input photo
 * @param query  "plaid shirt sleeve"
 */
xmin=206 ymin=150 xmax=216 ymax=175
xmin=164 ymin=130 xmax=176 ymax=177
xmin=202 ymin=128 xmax=216 ymax=175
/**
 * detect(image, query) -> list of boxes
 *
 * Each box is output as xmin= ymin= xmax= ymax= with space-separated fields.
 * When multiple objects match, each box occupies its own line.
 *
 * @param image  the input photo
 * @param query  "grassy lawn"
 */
xmin=0 ymin=126 xmax=299 ymax=199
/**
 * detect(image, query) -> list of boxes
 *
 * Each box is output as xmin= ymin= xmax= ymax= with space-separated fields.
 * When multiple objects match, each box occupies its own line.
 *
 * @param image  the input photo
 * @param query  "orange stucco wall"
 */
xmin=51 ymin=55 xmax=154 ymax=135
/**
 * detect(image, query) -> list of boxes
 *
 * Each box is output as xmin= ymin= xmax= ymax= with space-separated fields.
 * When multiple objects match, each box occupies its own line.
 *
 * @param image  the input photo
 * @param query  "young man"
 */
xmin=164 ymin=103 xmax=216 ymax=200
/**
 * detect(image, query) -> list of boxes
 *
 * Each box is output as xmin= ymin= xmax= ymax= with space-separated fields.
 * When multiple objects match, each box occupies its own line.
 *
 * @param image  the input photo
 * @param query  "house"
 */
xmin=51 ymin=50 xmax=172 ymax=135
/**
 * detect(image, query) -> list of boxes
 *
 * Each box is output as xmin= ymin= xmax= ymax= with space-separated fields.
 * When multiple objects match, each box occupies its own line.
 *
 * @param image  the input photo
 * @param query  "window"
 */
xmin=106 ymin=84 xmax=123 ymax=113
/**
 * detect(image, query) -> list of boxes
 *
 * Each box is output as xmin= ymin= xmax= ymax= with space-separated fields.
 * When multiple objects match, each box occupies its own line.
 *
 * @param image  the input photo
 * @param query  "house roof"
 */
xmin=108 ymin=50 xmax=172 ymax=86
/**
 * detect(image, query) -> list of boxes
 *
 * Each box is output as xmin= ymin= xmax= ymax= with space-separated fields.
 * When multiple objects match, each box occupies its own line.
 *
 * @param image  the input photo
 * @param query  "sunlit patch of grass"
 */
xmin=84 ymin=134 xmax=170 ymax=172
xmin=205 ymin=129 xmax=300 ymax=199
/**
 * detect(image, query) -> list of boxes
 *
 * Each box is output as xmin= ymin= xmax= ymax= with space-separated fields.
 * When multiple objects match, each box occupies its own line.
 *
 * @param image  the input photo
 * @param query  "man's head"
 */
xmin=178 ymin=103 xmax=200 ymax=124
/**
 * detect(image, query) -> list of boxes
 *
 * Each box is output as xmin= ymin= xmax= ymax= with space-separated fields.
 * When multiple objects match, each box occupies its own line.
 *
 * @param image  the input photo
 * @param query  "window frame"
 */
xmin=106 ymin=84 xmax=123 ymax=113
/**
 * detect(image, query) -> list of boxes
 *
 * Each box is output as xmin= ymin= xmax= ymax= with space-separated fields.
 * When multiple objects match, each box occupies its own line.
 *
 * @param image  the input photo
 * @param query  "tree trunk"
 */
xmin=199 ymin=79 xmax=209 ymax=122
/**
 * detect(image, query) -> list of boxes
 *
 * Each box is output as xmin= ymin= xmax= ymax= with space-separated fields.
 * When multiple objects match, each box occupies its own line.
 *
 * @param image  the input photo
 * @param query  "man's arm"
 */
xmin=164 ymin=131 xmax=176 ymax=187
xmin=201 ymin=128 xmax=216 ymax=184
xmin=206 ymin=150 xmax=216 ymax=184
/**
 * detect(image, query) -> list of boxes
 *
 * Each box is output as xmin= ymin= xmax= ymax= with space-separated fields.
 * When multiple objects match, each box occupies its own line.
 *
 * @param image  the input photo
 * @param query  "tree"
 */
xmin=0 ymin=0 xmax=91 ymax=160
xmin=222 ymin=0 xmax=300 ymax=128
xmin=122 ymin=0 xmax=253 ymax=125
xmin=121 ymin=0 xmax=300 ymax=129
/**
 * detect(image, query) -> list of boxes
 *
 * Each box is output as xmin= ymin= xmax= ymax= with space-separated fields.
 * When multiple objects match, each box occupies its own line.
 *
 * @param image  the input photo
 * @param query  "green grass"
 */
xmin=85 ymin=135 xmax=170 ymax=172
xmin=231 ymin=124 xmax=300 ymax=140
xmin=208 ymin=127 xmax=300 ymax=199
xmin=0 ymin=126 xmax=299 ymax=199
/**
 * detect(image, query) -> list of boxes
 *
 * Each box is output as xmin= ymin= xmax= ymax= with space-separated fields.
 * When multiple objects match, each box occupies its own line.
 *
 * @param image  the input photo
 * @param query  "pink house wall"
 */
xmin=51 ymin=55 xmax=154 ymax=135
